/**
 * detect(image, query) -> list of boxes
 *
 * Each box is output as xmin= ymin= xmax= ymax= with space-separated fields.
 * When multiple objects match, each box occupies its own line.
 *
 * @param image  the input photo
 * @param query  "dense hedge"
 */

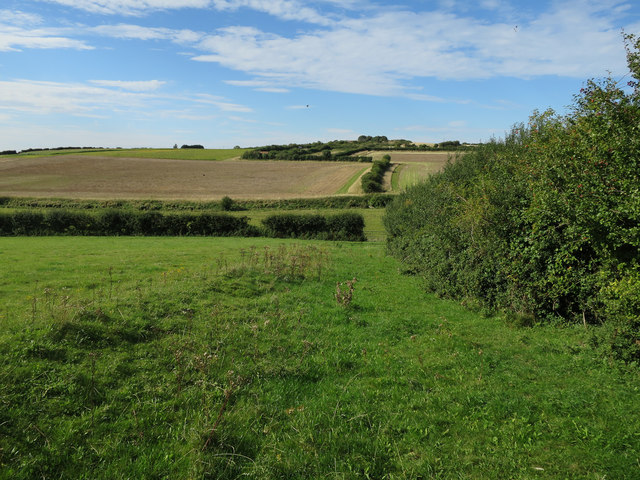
xmin=242 ymin=149 xmax=371 ymax=162
xmin=262 ymin=212 xmax=365 ymax=241
xmin=362 ymin=155 xmax=391 ymax=193
xmin=0 ymin=210 xmax=258 ymax=237
xmin=0 ymin=209 xmax=366 ymax=241
xmin=384 ymin=34 xmax=640 ymax=362
xmin=0 ymin=194 xmax=395 ymax=211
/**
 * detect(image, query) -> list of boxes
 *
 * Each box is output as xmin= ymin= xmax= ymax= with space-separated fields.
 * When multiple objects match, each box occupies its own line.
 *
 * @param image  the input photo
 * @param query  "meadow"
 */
xmin=1 ymin=237 xmax=638 ymax=479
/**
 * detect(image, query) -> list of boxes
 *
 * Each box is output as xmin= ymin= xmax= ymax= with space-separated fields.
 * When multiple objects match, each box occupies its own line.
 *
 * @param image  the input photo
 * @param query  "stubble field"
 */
xmin=0 ymin=154 xmax=367 ymax=200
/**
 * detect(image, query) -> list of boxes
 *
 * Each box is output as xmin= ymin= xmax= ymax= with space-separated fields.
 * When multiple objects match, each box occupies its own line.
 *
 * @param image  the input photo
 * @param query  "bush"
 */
xmin=262 ymin=213 xmax=365 ymax=241
xmin=221 ymin=196 xmax=234 ymax=211
xmin=362 ymin=156 xmax=391 ymax=193
xmin=384 ymin=34 xmax=640 ymax=361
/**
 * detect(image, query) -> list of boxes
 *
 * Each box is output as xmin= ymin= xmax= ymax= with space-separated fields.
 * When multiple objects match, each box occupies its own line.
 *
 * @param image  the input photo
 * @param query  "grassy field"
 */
xmin=391 ymin=162 xmax=447 ymax=190
xmin=0 ymin=148 xmax=249 ymax=161
xmin=1 ymin=237 xmax=638 ymax=479
xmin=82 ymin=148 xmax=250 ymax=161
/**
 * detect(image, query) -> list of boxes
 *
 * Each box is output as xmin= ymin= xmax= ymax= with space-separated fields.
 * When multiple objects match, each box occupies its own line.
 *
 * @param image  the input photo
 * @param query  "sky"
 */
xmin=1 ymin=0 xmax=639 ymax=150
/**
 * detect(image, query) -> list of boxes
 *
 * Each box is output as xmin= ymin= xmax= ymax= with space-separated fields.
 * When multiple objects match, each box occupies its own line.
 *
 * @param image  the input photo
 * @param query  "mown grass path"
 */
xmin=0 ymin=237 xmax=638 ymax=479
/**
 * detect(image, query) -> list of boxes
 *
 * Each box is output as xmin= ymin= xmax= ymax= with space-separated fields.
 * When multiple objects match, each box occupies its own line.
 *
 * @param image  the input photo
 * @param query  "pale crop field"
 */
xmin=0 ymin=154 xmax=366 ymax=200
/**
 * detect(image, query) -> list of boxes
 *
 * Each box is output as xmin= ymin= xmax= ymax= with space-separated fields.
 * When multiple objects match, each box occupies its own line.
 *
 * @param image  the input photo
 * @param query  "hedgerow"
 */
xmin=0 ymin=210 xmax=258 ymax=237
xmin=384 ymin=34 xmax=640 ymax=362
xmin=262 ymin=212 xmax=365 ymax=241
xmin=0 ymin=194 xmax=395 ymax=211
xmin=361 ymin=155 xmax=391 ymax=193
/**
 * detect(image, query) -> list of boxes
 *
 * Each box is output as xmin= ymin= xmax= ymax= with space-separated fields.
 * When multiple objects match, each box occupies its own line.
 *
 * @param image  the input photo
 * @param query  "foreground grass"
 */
xmin=0 ymin=237 xmax=638 ymax=479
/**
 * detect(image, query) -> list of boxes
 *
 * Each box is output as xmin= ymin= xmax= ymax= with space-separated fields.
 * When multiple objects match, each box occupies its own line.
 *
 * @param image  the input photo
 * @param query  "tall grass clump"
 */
xmin=385 ymin=34 xmax=640 ymax=362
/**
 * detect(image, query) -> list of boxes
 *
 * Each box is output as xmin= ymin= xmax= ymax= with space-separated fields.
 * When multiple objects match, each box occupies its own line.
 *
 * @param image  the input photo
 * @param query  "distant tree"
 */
xmin=173 ymin=144 xmax=178 ymax=149
xmin=180 ymin=144 xmax=204 ymax=149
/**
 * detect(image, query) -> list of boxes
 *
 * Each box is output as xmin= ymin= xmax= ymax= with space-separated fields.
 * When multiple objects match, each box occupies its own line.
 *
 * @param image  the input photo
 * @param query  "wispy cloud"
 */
xmin=0 ymin=10 xmax=92 ymax=51
xmin=89 ymin=80 xmax=167 ymax=91
xmin=90 ymin=24 xmax=202 ymax=43
xmin=0 ymin=79 xmax=153 ymax=114
xmin=0 ymin=79 xmax=251 ymax=116
xmin=193 ymin=94 xmax=253 ymax=112
xmin=37 ymin=0 xmax=334 ymax=23
xmin=36 ymin=0 xmax=212 ymax=16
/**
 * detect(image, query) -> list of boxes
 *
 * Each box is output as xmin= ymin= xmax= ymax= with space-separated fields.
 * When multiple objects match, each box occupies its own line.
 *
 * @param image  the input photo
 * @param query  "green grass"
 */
xmin=335 ymin=166 xmax=370 ymax=194
xmin=391 ymin=164 xmax=405 ymax=191
xmin=0 ymin=237 xmax=638 ymax=479
xmin=391 ymin=163 xmax=445 ymax=191
xmin=82 ymin=148 xmax=249 ymax=161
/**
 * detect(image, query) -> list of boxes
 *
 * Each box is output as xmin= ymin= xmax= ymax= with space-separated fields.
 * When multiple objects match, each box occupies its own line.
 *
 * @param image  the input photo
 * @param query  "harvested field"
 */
xmin=0 ymin=155 xmax=365 ymax=200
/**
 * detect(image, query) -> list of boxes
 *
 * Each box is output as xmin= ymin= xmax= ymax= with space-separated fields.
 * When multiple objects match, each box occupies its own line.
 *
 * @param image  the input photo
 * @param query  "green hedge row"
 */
xmin=0 ymin=209 xmax=367 ymax=241
xmin=0 ymin=210 xmax=258 ymax=237
xmin=262 ymin=212 xmax=365 ymax=241
xmin=362 ymin=155 xmax=391 ymax=193
xmin=0 ymin=194 xmax=395 ymax=211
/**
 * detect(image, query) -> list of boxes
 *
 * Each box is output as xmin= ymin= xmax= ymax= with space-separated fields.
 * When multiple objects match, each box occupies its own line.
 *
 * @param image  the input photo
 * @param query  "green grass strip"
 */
xmin=334 ymin=166 xmax=370 ymax=194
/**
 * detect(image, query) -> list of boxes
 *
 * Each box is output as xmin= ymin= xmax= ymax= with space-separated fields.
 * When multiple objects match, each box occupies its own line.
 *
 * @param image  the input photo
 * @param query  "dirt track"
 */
xmin=0 ymin=155 xmax=365 ymax=200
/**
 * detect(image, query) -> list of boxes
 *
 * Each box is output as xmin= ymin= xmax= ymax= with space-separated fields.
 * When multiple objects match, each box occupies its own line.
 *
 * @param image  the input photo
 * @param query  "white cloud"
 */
xmin=36 ymin=0 xmax=211 ymax=16
xmin=89 ymin=80 xmax=167 ymax=91
xmin=211 ymin=0 xmax=331 ymax=25
xmin=0 ymin=79 xmax=153 ymax=114
xmin=37 ymin=0 xmax=332 ymax=23
xmin=256 ymin=87 xmax=290 ymax=93
xmin=190 ymin=1 xmax=634 ymax=97
xmin=0 ymin=11 xmax=93 ymax=52
xmin=193 ymin=94 xmax=253 ymax=112
xmin=0 ymin=10 xmax=43 ymax=26
xmin=91 ymin=24 xmax=202 ymax=43
xmin=0 ymin=79 xmax=251 ymax=117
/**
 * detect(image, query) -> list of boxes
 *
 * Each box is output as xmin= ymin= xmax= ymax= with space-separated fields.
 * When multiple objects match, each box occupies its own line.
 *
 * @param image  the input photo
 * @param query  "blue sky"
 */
xmin=1 ymin=0 xmax=639 ymax=150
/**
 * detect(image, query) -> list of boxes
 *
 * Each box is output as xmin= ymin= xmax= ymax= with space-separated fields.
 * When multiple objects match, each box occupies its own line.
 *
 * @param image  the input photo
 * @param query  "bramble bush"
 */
xmin=385 ymin=34 xmax=640 ymax=362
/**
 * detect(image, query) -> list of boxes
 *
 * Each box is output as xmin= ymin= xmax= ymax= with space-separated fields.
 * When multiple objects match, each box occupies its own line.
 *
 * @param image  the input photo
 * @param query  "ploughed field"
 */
xmin=0 ymin=154 xmax=367 ymax=200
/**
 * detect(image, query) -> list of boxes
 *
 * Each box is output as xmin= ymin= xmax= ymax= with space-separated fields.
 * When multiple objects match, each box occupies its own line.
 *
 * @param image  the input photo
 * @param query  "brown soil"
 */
xmin=0 ymin=155 xmax=366 ymax=200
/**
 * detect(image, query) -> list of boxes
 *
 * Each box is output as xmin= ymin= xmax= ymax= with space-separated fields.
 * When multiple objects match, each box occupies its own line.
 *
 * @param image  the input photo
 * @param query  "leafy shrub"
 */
xmin=221 ymin=196 xmax=234 ymax=211
xmin=384 ymin=34 xmax=640 ymax=361
xmin=262 ymin=213 xmax=365 ymax=241
xmin=326 ymin=213 xmax=366 ymax=241
xmin=97 ymin=210 xmax=139 ymax=235
xmin=45 ymin=210 xmax=95 ymax=235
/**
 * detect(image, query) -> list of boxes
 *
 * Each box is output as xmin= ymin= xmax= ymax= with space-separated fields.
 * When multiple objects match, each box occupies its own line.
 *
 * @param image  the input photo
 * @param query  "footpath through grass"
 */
xmin=0 ymin=237 xmax=638 ymax=479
